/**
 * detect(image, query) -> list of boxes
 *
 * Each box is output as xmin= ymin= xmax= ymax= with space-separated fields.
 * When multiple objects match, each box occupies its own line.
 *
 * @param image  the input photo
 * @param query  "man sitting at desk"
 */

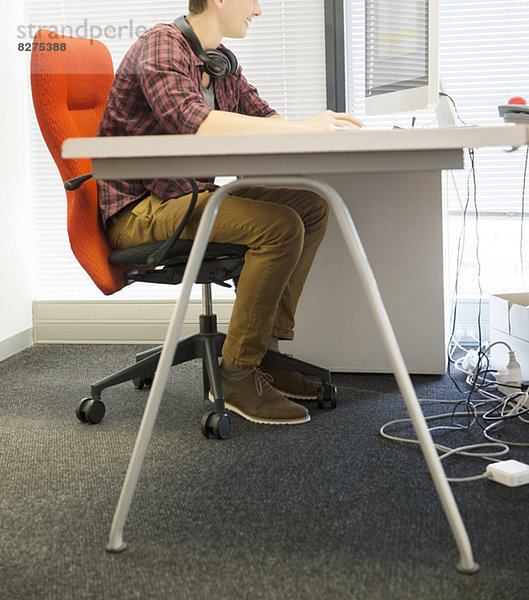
xmin=97 ymin=0 xmax=362 ymax=425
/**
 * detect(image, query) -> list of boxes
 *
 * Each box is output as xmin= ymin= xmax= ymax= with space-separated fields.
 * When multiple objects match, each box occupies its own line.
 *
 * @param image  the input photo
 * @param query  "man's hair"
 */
xmin=189 ymin=0 xmax=208 ymax=14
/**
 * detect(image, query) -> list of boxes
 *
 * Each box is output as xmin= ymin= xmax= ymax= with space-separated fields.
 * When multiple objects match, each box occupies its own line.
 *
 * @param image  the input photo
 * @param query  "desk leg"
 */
xmin=106 ymin=184 xmax=230 ymax=553
xmin=105 ymin=176 xmax=478 ymax=574
xmin=301 ymin=178 xmax=478 ymax=574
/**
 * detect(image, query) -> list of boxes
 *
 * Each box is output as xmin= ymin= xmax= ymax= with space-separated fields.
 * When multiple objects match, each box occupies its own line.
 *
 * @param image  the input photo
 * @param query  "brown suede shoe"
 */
xmin=211 ymin=369 xmax=310 ymax=425
xmin=259 ymin=364 xmax=319 ymax=400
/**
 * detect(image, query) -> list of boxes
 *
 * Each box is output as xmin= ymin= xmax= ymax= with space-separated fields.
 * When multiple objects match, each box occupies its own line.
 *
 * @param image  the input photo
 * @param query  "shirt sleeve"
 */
xmin=236 ymin=70 xmax=278 ymax=118
xmin=137 ymin=28 xmax=212 ymax=135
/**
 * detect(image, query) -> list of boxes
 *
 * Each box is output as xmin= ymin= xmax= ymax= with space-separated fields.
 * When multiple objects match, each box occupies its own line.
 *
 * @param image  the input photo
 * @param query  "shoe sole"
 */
xmin=208 ymin=392 xmax=310 ymax=425
xmin=272 ymin=387 xmax=318 ymax=400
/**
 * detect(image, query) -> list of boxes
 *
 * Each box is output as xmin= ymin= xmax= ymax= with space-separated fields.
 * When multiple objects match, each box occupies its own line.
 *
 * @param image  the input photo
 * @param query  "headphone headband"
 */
xmin=174 ymin=15 xmax=238 ymax=79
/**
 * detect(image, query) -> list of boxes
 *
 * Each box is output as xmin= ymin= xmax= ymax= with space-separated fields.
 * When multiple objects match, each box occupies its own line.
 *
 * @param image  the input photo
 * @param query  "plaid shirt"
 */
xmin=97 ymin=22 xmax=277 ymax=226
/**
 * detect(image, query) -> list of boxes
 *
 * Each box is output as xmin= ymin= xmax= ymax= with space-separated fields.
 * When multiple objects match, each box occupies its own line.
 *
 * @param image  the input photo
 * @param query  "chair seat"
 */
xmin=109 ymin=240 xmax=248 ymax=287
xmin=109 ymin=240 xmax=248 ymax=268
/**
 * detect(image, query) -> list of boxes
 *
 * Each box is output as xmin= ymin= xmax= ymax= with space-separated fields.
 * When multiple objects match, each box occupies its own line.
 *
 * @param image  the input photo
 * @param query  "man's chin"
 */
xmin=226 ymin=31 xmax=247 ymax=39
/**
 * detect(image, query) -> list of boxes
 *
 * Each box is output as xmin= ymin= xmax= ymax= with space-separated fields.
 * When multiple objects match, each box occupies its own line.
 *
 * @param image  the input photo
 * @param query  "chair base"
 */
xmin=79 ymin=313 xmax=336 ymax=429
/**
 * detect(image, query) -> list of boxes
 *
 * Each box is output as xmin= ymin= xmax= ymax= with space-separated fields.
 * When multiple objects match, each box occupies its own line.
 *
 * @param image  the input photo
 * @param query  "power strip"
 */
xmin=486 ymin=460 xmax=529 ymax=487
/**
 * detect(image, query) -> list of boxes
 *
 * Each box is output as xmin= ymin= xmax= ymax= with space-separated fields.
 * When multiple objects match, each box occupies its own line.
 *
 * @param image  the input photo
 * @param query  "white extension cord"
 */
xmin=495 ymin=350 xmax=523 ymax=395
xmin=379 ymin=341 xmax=529 ymax=484
xmin=460 ymin=345 xmax=524 ymax=397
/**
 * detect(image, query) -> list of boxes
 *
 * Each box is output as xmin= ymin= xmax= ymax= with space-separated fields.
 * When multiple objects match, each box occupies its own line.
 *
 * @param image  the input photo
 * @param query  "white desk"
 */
xmin=63 ymin=124 xmax=529 ymax=374
xmin=63 ymin=125 xmax=529 ymax=569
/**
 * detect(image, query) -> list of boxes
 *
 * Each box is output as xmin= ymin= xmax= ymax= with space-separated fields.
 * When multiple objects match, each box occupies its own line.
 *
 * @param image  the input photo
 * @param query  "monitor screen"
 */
xmin=364 ymin=0 xmax=439 ymax=116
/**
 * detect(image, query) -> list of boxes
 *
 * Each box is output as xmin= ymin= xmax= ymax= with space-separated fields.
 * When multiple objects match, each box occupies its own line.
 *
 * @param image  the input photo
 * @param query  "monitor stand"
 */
xmin=435 ymin=79 xmax=459 ymax=127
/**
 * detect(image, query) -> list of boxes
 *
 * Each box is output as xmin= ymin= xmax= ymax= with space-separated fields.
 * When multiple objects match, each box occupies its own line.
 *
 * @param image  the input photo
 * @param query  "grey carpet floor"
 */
xmin=1 ymin=344 xmax=528 ymax=600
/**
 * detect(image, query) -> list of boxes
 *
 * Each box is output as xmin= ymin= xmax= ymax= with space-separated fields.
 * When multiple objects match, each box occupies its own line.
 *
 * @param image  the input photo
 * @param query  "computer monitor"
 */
xmin=364 ymin=0 xmax=439 ymax=117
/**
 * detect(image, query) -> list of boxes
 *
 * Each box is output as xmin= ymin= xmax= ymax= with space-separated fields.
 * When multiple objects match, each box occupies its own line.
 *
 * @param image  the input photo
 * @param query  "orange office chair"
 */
xmin=30 ymin=30 xmax=337 ymax=438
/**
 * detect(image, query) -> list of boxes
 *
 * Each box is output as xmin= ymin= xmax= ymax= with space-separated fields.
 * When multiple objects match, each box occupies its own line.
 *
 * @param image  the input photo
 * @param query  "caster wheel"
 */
xmin=133 ymin=377 xmax=144 ymax=390
xmin=317 ymin=383 xmax=338 ymax=409
xmin=76 ymin=397 xmax=106 ymax=424
xmin=133 ymin=374 xmax=154 ymax=389
xmin=201 ymin=411 xmax=231 ymax=439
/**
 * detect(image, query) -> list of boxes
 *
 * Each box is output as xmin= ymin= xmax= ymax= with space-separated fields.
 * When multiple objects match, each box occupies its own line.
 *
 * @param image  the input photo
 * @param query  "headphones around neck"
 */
xmin=174 ymin=16 xmax=238 ymax=79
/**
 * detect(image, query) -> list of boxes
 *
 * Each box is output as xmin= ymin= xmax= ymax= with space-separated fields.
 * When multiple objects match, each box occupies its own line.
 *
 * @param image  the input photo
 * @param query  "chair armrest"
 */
xmin=64 ymin=173 xmax=93 ymax=191
xmin=146 ymin=179 xmax=199 ymax=267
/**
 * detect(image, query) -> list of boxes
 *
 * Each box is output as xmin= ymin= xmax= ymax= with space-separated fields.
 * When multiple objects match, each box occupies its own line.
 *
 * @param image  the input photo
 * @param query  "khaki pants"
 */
xmin=107 ymin=186 xmax=329 ymax=369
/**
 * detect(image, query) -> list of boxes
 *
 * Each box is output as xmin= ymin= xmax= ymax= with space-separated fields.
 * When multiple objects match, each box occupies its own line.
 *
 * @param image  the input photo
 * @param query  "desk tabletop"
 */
xmin=62 ymin=124 xmax=529 ymax=160
xmin=61 ymin=124 xmax=529 ymax=180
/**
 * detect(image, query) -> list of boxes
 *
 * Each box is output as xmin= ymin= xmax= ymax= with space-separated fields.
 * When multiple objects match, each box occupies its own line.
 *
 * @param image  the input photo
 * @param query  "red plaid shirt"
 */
xmin=97 ymin=22 xmax=277 ymax=226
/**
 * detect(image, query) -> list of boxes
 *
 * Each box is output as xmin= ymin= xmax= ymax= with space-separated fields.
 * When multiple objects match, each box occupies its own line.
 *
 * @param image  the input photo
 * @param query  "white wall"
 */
xmin=0 ymin=0 xmax=34 ymax=360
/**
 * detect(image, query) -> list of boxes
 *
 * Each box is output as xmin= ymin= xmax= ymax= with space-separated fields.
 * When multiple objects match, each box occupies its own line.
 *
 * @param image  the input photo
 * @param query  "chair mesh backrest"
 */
xmin=30 ymin=30 xmax=126 ymax=295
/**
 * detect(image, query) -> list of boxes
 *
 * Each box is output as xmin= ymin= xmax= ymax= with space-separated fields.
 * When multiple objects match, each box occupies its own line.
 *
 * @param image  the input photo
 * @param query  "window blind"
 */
xmin=24 ymin=0 xmax=327 ymax=300
xmin=345 ymin=0 xmax=529 ymax=298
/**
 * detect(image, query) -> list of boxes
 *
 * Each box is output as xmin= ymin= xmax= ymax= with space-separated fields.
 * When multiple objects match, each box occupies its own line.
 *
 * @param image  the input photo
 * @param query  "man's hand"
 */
xmin=301 ymin=110 xmax=364 ymax=131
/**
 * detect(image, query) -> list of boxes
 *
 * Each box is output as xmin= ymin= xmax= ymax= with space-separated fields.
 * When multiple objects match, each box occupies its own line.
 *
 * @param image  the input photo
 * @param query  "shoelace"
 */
xmin=254 ymin=368 xmax=275 ymax=396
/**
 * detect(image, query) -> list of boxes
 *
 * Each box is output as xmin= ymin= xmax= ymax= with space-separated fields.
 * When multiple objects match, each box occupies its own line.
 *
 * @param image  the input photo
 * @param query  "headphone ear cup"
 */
xmin=203 ymin=50 xmax=231 ymax=78
xmin=220 ymin=48 xmax=238 ymax=77
xmin=203 ymin=49 xmax=238 ymax=79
